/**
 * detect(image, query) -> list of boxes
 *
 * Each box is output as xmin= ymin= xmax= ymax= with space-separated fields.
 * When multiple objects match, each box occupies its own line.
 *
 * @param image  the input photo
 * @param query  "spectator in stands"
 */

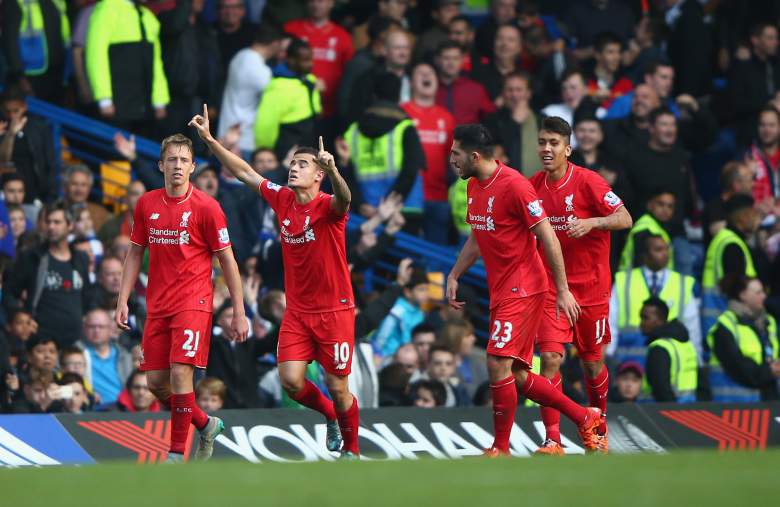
xmin=474 ymin=24 xmax=525 ymax=101
xmin=215 ymin=0 xmax=256 ymax=75
xmin=620 ymin=188 xmax=676 ymax=271
xmin=2 ymin=310 xmax=36 ymax=369
xmin=621 ymin=16 xmax=667 ymax=83
xmin=338 ymin=16 xmax=401 ymax=127
xmin=344 ymin=72 xmax=425 ymax=219
xmin=569 ymin=116 xmax=620 ymax=185
xmin=58 ymin=372 xmax=91 ymax=414
xmin=585 ymin=32 xmax=633 ymax=114
xmin=7 ymin=204 xmax=27 ymax=253
xmin=6 ymin=201 xmax=95 ymax=347
xmin=196 ymin=376 xmax=227 ymax=413
xmin=285 ymin=0 xmax=355 ymax=121
xmin=707 ymin=275 xmax=780 ymax=402
xmin=62 ymin=164 xmax=110 ymax=232
xmin=373 ymin=267 xmax=430 ymax=361
xmin=60 ymin=345 xmax=92 ymax=396
xmin=1 ymin=0 xmax=69 ymax=102
xmin=23 ymin=334 xmax=58 ymax=379
xmin=95 ymin=255 xmax=123 ymax=311
xmin=254 ymin=38 xmax=321 ymax=160
xmin=437 ymin=318 xmax=487 ymax=398
xmin=622 ymin=108 xmax=695 ymax=274
xmin=434 ymin=41 xmax=494 ymax=126
xmin=414 ymin=0 xmax=460 ymax=62
xmin=378 ymin=362 xmax=412 ymax=407
xmin=98 ymin=180 xmax=145 ymax=247
xmin=70 ymin=204 xmax=103 ymax=263
xmin=473 ymin=0 xmax=517 ymax=59
xmin=541 ymin=70 xmax=598 ymax=145
xmin=410 ymin=379 xmax=446 ymax=407
xmin=0 ymin=87 xmax=57 ymax=204
xmin=747 ymin=106 xmax=780 ymax=217
xmin=12 ymin=367 xmax=55 ymax=413
xmin=347 ymin=193 xmax=407 ymax=272
xmin=86 ymin=0 xmax=169 ymax=133
xmin=401 ymin=62 xmax=455 ymax=245
xmin=602 ymin=83 xmax=660 ymax=161
xmin=347 ymin=29 xmax=413 ymax=125
xmin=411 ymin=323 xmax=437 ymax=371
xmin=158 ymin=0 xmax=223 ymax=140
xmin=422 ymin=344 xmax=469 ymax=407
xmin=606 ymin=60 xmax=678 ymax=120
xmin=702 ymin=161 xmax=755 ymax=247
xmin=448 ymin=15 xmax=477 ymax=72
xmin=79 ymin=308 xmax=133 ymax=405
xmin=484 ymin=71 xmax=541 ymax=177
xmin=113 ymin=369 xmax=160 ymax=412
xmin=352 ymin=0 xmax=409 ymax=50
xmin=218 ymin=24 xmax=282 ymax=158
xmin=640 ymin=297 xmax=699 ymax=403
xmin=564 ymin=0 xmax=635 ymax=61
xmin=608 ymin=361 xmax=642 ymax=403
xmin=391 ymin=343 xmax=420 ymax=375
xmin=665 ymin=0 xmax=713 ymax=98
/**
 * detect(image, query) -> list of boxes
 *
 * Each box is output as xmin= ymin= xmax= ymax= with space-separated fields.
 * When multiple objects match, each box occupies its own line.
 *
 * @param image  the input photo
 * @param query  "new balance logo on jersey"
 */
xmin=565 ymin=194 xmax=574 ymax=211
xmin=487 ymin=196 xmax=495 ymax=213
xmin=179 ymin=231 xmax=190 ymax=245
xmin=180 ymin=211 xmax=192 ymax=228
xmin=149 ymin=213 xmax=160 ymax=220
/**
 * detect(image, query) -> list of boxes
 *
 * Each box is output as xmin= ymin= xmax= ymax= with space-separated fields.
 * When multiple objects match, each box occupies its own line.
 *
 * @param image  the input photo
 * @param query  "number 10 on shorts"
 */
xmin=333 ymin=342 xmax=350 ymax=370
xmin=491 ymin=320 xmax=513 ymax=349
xmin=183 ymin=329 xmax=200 ymax=358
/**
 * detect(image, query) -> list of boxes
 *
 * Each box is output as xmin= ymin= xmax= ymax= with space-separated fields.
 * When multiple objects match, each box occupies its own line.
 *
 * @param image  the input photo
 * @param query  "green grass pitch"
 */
xmin=1 ymin=450 xmax=775 ymax=507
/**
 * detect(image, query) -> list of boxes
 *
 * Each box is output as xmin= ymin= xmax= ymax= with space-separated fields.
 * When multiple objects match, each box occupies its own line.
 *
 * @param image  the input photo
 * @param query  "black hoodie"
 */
xmin=645 ymin=319 xmax=692 ymax=402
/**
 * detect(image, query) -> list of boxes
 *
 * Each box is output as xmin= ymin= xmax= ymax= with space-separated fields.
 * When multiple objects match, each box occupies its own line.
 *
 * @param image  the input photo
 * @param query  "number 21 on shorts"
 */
xmin=182 ymin=329 xmax=200 ymax=358
xmin=491 ymin=320 xmax=513 ymax=349
xmin=333 ymin=342 xmax=350 ymax=370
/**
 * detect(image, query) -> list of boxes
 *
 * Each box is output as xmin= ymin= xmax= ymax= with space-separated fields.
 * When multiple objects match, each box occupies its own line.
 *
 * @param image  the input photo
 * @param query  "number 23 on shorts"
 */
xmin=491 ymin=320 xmax=513 ymax=348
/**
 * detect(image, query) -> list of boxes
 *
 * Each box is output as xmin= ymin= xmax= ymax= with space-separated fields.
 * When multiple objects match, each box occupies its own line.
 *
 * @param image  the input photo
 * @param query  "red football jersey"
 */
xmin=284 ymin=19 xmax=354 ymax=117
xmin=130 ymin=186 xmax=231 ymax=318
xmin=259 ymin=180 xmax=354 ymax=313
xmin=467 ymin=162 xmax=548 ymax=308
xmin=401 ymin=101 xmax=455 ymax=202
xmin=530 ymin=163 xmax=624 ymax=306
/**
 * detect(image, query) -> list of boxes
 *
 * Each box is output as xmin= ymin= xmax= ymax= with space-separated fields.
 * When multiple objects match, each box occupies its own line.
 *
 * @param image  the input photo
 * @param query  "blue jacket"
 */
xmin=372 ymin=297 xmax=424 ymax=358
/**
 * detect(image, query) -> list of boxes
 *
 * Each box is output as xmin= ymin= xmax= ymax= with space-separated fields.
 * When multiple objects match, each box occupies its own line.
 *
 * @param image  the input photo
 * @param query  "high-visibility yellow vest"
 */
xmin=619 ymin=213 xmax=674 ymax=271
xmin=17 ymin=0 xmax=70 ymax=75
xmin=702 ymin=228 xmax=756 ymax=290
xmin=449 ymin=177 xmax=470 ymax=236
xmin=706 ymin=311 xmax=778 ymax=402
xmin=524 ymin=355 xmax=542 ymax=407
xmin=643 ymin=338 xmax=698 ymax=402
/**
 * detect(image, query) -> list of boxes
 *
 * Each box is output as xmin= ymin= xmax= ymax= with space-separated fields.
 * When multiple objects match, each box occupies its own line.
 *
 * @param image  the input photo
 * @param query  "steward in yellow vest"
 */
xmin=619 ymin=189 xmax=675 ymax=271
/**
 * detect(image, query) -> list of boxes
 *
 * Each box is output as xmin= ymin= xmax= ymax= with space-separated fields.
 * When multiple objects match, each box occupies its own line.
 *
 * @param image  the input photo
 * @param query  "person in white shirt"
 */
xmin=541 ymin=69 xmax=597 ymax=148
xmin=217 ymin=24 xmax=283 ymax=158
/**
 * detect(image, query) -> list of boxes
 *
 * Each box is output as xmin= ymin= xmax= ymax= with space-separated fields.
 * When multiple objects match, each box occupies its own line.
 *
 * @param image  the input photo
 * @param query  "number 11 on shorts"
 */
xmin=333 ymin=342 xmax=349 ymax=370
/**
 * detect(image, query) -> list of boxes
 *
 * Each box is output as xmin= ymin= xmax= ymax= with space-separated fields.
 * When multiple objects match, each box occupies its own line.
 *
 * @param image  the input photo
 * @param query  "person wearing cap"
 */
xmin=639 ymin=297 xmax=698 ymax=403
xmin=701 ymin=194 xmax=760 ymax=337
xmin=609 ymin=361 xmax=643 ymax=403
xmin=706 ymin=274 xmax=780 ymax=402
xmin=609 ymin=233 xmax=699 ymax=366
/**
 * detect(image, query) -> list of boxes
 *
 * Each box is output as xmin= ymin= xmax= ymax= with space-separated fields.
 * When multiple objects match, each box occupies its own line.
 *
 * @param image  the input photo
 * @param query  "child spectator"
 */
xmin=114 ymin=370 xmax=160 ymax=413
xmin=373 ymin=267 xmax=431 ymax=361
xmin=196 ymin=377 xmax=227 ymax=413
xmin=410 ymin=379 xmax=447 ymax=408
xmin=609 ymin=361 xmax=644 ymax=403
xmin=422 ymin=344 xmax=469 ymax=407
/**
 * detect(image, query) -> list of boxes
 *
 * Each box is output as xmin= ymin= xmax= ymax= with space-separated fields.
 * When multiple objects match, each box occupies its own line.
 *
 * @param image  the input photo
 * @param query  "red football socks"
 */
xmin=336 ymin=396 xmax=360 ymax=454
xmin=291 ymin=379 xmax=338 ymax=421
xmin=540 ymin=372 xmax=563 ymax=443
xmin=522 ymin=372 xmax=588 ymax=426
xmin=490 ymin=376 xmax=518 ymax=453
xmin=164 ymin=394 xmax=208 ymax=430
xmin=169 ymin=392 xmax=195 ymax=454
xmin=585 ymin=365 xmax=609 ymax=434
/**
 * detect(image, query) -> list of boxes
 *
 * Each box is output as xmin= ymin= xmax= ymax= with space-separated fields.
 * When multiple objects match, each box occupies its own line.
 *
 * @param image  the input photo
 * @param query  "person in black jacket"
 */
xmin=4 ymin=201 xmax=96 ymax=348
xmin=0 ymin=86 xmax=57 ymax=204
xmin=665 ymin=0 xmax=713 ymax=98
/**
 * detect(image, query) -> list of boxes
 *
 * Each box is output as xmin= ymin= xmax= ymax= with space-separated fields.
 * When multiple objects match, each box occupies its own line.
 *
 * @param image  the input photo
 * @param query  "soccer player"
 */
xmin=530 ymin=117 xmax=633 ymax=455
xmin=115 ymin=134 xmax=249 ymax=463
xmin=189 ymin=105 xmax=360 ymax=459
xmin=446 ymin=124 xmax=603 ymax=456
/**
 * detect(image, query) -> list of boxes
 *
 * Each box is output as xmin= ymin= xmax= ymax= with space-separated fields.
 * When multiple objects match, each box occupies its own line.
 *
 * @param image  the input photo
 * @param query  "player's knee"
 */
xmin=486 ymin=355 xmax=512 ymax=382
xmin=280 ymin=374 xmax=305 ymax=396
xmin=582 ymin=359 xmax=604 ymax=379
xmin=540 ymin=352 xmax=563 ymax=376
xmin=325 ymin=375 xmax=349 ymax=398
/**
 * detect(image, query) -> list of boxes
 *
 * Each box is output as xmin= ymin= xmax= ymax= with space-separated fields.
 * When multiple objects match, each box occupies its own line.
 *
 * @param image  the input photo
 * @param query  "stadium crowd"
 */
xmin=1 ymin=0 xmax=780 ymax=415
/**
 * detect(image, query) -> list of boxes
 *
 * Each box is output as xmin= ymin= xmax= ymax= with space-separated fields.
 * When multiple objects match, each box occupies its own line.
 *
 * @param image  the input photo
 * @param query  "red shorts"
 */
xmin=277 ymin=308 xmax=355 ymax=376
xmin=536 ymin=298 xmax=610 ymax=362
xmin=140 ymin=310 xmax=213 ymax=371
xmin=486 ymin=293 xmax=545 ymax=369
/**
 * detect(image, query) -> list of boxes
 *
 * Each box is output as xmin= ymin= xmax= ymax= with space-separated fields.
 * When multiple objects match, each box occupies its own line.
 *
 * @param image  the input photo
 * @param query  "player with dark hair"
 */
xmin=446 ymin=123 xmax=603 ymax=456
xmin=190 ymin=106 xmax=361 ymax=459
xmin=529 ymin=116 xmax=633 ymax=455
xmin=116 ymin=133 xmax=249 ymax=463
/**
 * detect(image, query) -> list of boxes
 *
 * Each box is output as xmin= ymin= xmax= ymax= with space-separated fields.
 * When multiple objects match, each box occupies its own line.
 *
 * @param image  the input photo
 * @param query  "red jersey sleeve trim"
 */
xmin=528 ymin=216 xmax=549 ymax=230
xmin=212 ymin=245 xmax=231 ymax=253
xmin=608 ymin=202 xmax=626 ymax=214
xmin=130 ymin=240 xmax=146 ymax=247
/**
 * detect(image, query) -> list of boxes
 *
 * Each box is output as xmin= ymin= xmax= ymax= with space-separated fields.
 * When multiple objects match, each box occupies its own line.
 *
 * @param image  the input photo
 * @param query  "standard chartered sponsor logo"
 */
xmin=149 ymin=227 xmax=180 ymax=245
xmin=549 ymin=215 xmax=575 ymax=231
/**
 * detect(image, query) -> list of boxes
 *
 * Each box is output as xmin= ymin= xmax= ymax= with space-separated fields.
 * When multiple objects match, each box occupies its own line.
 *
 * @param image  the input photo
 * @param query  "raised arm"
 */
xmin=446 ymin=234 xmax=481 ymax=310
xmin=189 ymin=104 xmax=264 ymax=190
xmin=316 ymin=136 xmax=351 ymax=215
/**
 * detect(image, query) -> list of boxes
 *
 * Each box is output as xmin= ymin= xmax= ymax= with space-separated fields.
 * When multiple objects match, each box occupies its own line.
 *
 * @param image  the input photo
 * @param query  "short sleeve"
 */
xmin=507 ymin=177 xmax=547 ymax=229
xmin=258 ymin=179 xmax=291 ymax=212
xmin=203 ymin=200 xmax=232 ymax=252
xmin=129 ymin=196 xmax=148 ymax=247
xmin=584 ymin=171 xmax=624 ymax=216
xmin=323 ymin=193 xmax=349 ymax=222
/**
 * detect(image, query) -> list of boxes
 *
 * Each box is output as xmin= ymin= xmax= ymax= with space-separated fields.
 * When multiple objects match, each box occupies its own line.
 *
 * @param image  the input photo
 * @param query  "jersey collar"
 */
xmin=544 ymin=162 xmax=574 ymax=191
xmin=478 ymin=161 xmax=504 ymax=189
xmin=162 ymin=184 xmax=193 ymax=206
